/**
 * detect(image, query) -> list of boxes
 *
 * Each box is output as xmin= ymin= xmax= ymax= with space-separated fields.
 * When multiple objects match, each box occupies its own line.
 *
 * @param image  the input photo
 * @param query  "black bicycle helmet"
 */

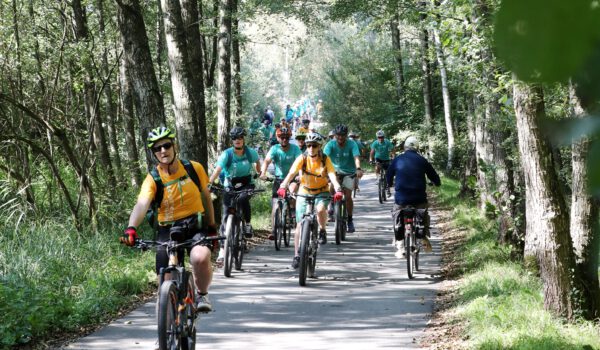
xmin=229 ymin=126 xmax=246 ymax=138
xmin=334 ymin=124 xmax=348 ymax=136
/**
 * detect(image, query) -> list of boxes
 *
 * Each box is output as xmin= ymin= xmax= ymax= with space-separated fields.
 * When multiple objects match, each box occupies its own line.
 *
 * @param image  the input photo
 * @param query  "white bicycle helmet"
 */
xmin=306 ymin=132 xmax=323 ymax=145
xmin=376 ymin=130 xmax=385 ymax=138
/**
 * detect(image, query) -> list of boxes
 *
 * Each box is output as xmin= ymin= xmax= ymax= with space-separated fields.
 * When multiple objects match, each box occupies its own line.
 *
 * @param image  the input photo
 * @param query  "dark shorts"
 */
xmin=375 ymin=158 xmax=391 ymax=171
xmin=156 ymin=214 xmax=210 ymax=274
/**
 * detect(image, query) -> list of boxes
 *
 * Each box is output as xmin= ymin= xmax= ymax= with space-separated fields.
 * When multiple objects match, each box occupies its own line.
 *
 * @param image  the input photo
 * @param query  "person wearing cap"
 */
xmin=370 ymin=130 xmax=395 ymax=196
xmin=295 ymin=131 xmax=307 ymax=152
xmin=387 ymin=136 xmax=441 ymax=256
xmin=122 ymin=126 xmax=218 ymax=312
xmin=260 ymin=127 xmax=303 ymax=240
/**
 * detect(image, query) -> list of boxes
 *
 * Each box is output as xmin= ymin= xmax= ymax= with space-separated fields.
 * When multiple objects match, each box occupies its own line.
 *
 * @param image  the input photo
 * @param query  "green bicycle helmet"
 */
xmin=147 ymin=126 xmax=176 ymax=148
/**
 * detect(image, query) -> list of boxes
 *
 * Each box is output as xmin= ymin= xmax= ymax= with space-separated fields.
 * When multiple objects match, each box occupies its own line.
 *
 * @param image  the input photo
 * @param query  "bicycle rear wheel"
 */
xmin=406 ymin=229 xmax=415 ymax=279
xmin=224 ymin=215 xmax=235 ymax=277
xmin=234 ymin=224 xmax=244 ymax=270
xmin=298 ymin=219 xmax=311 ymax=286
xmin=158 ymin=281 xmax=179 ymax=350
xmin=273 ymin=206 xmax=282 ymax=251
xmin=378 ymin=177 xmax=384 ymax=204
xmin=181 ymin=272 xmax=196 ymax=350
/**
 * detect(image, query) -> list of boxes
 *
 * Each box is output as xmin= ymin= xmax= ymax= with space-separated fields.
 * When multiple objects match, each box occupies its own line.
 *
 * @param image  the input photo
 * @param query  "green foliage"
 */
xmin=0 ymin=221 xmax=154 ymax=348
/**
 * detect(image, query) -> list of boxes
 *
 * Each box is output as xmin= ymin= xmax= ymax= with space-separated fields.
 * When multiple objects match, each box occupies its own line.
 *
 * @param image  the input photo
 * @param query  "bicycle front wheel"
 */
xmin=283 ymin=205 xmax=292 ymax=247
xmin=158 ymin=281 xmax=179 ymax=350
xmin=234 ymin=223 xmax=244 ymax=270
xmin=378 ymin=177 xmax=384 ymax=204
xmin=273 ymin=206 xmax=282 ymax=251
xmin=334 ymin=201 xmax=343 ymax=245
xmin=224 ymin=215 xmax=236 ymax=277
xmin=181 ymin=272 xmax=196 ymax=350
xmin=341 ymin=201 xmax=347 ymax=241
xmin=298 ymin=219 xmax=311 ymax=286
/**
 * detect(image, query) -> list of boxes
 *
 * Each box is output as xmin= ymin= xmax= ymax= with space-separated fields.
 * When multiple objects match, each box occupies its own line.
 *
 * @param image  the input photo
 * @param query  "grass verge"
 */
xmin=428 ymin=178 xmax=600 ymax=350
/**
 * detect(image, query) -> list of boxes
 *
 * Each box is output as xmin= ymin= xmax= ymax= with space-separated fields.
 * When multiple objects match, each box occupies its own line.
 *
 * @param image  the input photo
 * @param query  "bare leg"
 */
xmin=189 ymin=246 xmax=213 ymax=293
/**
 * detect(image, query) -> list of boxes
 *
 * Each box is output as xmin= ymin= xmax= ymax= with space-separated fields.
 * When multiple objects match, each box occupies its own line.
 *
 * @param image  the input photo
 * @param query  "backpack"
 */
xmin=301 ymin=152 xmax=328 ymax=178
xmin=146 ymin=159 xmax=201 ymax=228
xmin=219 ymin=146 xmax=254 ymax=184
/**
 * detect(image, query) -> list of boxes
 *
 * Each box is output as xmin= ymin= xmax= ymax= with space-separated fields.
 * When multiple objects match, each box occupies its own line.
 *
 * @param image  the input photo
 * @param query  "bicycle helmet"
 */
xmin=229 ymin=126 xmax=246 ymax=138
xmin=295 ymin=131 xmax=307 ymax=139
xmin=302 ymin=119 xmax=310 ymax=124
xmin=404 ymin=136 xmax=419 ymax=150
xmin=334 ymin=124 xmax=348 ymax=136
xmin=276 ymin=127 xmax=292 ymax=137
xmin=376 ymin=130 xmax=385 ymax=138
xmin=147 ymin=126 xmax=176 ymax=148
xmin=306 ymin=132 xmax=323 ymax=145
xmin=328 ymin=130 xmax=335 ymax=137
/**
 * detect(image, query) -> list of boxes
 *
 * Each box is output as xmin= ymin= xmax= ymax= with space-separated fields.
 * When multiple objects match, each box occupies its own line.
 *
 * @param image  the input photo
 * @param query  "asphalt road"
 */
xmin=65 ymin=174 xmax=442 ymax=350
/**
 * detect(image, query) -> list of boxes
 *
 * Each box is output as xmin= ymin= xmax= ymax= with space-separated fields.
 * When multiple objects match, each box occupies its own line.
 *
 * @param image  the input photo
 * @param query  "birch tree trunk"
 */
xmin=217 ymin=0 xmax=232 ymax=153
xmin=513 ymin=79 xmax=581 ymax=318
xmin=231 ymin=0 xmax=243 ymax=120
xmin=390 ymin=13 xmax=404 ymax=109
xmin=432 ymin=28 xmax=455 ymax=171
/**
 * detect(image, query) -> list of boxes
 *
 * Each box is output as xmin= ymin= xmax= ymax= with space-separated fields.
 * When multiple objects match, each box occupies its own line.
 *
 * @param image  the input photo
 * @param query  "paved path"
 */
xmin=65 ymin=174 xmax=442 ymax=350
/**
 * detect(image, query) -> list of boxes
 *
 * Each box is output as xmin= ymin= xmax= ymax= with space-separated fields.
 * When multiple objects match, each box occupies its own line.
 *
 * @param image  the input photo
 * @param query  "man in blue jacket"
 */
xmin=386 ymin=136 xmax=440 ymax=254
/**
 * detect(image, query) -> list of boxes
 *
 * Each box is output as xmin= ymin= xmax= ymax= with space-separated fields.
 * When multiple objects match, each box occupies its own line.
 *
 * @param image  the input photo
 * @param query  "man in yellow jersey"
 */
xmin=277 ymin=132 xmax=343 ymax=268
xmin=122 ymin=126 xmax=217 ymax=312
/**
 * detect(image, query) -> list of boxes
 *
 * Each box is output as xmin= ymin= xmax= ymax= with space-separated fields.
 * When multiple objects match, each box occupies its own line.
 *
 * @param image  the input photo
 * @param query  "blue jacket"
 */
xmin=386 ymin=150 xmax=441 ymax=205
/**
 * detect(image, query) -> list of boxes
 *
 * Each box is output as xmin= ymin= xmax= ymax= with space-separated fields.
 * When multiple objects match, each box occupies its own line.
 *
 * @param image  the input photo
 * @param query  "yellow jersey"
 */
xmin=289 ymin=154 xmax=335 ymax=194
xmin=138 ymin=160 xmax=209 ymax=223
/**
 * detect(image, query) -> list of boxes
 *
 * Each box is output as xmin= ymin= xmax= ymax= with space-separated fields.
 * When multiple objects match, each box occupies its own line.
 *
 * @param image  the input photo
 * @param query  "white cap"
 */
xmin=404 ymin=136 xmax=418 ymax=150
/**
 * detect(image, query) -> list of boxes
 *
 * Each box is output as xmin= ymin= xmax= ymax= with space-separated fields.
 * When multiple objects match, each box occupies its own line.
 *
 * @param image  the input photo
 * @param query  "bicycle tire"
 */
xmin=158 ymin=281 xmax=179 ymax=350
xmin=406 ymin=228 xmax=415 ymax=279
xmin=308 ymin=219 xmax=318 ymax=278
xmin=378 ymin=177 xmax=384 ymax=204
xmin=181 ymin=272 xmax=196 ymax=350
xmin=234 ymin=223 xmax=244 ymax=270
xmin=283 ymin=205 xmax=292 ymax=247
xmin=298 ymin=219 xmax=311 ymax=286
xmin=414 ymin=227 xmax=420 ymax=271
xmin=224 ymin=215 xmax=235 ymax=277
xmin=334 ymin=201 xmax=342 ymax=245
xmin=341 ymin=201 xmax=347 ymax=241
xmin=381 ymin=177 xmax=387 ymax=202
xmin=274 ymin=206 xmax=282 ymax=251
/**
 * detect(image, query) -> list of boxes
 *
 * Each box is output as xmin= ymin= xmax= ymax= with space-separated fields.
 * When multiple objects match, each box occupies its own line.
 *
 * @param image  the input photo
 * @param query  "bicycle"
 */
xmin=333 ymin=190 xmax=347 ymax=245
xmin=132 ymin=234 xmax=224 ymax=350
xmin=373 ymin=160 xmax=390 ymax=204
xmin=352 ymin=175 xmax=359 ymax=198
xmin=296 ymin=193 xmax=330 ymax=286
xmin=264 ymin=177 xmax=294 ymax=251
xmin=396 ymin=207 xmax=427 ymax=279
xmin=210 ymin=184 xmax=264 ymax=277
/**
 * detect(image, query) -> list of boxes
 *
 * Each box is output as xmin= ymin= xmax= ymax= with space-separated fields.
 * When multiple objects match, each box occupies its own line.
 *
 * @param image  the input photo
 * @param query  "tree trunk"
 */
xmin=231 ymin=0 xmax=242 ymax=120
xmin=119 ymin=41 xmax=142 ymax=188
xmin=180 ymin=0 xmax=208 ymax=165
xmin=390 ymin=13 xmax=404 ymax=109
xmin=156 ymin=0 xmax=165 ymax=83
xmin=217 ymin=0 xmax=232 ymax=153
xmin=569 ymin=81 xmax=600 ymax=320
xmin=206 ymin=0 xmax=219 ymax=88
xmin=160 ymin=0 xmax=202 ymax=160
xmin=432 ymin=27 xmax=455 ymax=172
xmin=513 ymin=79 xmax=581 ymax=319
xmin=97 ymin=0 xmax=122 ymax=174
xmin=419 ymin=11 xmax=434 ymax=158
xmin=115 ymin=0 xmax=166 ymax=168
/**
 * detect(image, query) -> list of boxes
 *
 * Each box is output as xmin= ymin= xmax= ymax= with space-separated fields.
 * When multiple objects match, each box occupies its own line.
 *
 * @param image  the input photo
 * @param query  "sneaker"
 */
xmin=319 ymin=230 xmax=327 ymax=245
xmin=215 ymin=249 xmax=225 ymax=268
xmin=291 ymin=256 xmax=300 ymax=269
xmin=243 ymin=224 xmax=253 ymax=238
xmin=195 ymin=293 xmax=212 ymax=313
xmin=347 ymin=221 xmax=355 ymax=233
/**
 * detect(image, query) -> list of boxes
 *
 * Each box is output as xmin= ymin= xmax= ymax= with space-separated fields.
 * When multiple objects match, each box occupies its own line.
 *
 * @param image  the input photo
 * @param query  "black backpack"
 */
xmin=146 ymin=159 xmax=201 ymax=228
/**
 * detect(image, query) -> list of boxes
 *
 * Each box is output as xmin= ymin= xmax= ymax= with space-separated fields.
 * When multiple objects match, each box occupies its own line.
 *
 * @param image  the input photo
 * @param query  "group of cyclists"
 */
xmin=121 ymin=120 xmax=441 ymax=314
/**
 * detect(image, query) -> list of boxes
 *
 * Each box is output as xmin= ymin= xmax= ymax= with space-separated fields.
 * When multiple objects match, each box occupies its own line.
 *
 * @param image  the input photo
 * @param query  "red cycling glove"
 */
xmin=333 ymin=191 xmax=344 ymax=202
xmin=121 ymin=226 xmax=138 ymax=246
xmin=206 ymin=225 xmax=219 ymax=252
xmin=277 ymin=188 xmax=287 ymax=198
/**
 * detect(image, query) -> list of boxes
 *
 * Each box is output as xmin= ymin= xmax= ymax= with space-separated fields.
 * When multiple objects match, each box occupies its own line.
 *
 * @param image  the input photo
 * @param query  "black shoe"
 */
xmin=243 ymin=224 xmax=253 ymax=238
xmin=347 ymin=221 xmax=355 ymax=233
xmin=319 ymin=229 xmax=327 ymax=244
xmin=291 ymin=256 xmax=300 ymax=269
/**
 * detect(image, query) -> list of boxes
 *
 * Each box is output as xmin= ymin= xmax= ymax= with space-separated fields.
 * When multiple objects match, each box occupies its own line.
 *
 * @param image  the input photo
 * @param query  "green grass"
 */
xmin=432 ymin=178 xmax=600 ymax=350
xmin=0 ymin=219 xmax=156 ymax=348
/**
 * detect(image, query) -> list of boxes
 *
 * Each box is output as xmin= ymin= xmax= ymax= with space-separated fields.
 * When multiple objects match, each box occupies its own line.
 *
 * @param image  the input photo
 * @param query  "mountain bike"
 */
xmin=396 ymin=207 xmax=426 ymax=279
xmin=374 ymin=160 xmax=390 ymax=204
xmin=132 ymin=234 xmax=223 ymax=350
xmin=210 ymin=184 xmax=264 ymax=277
xmin=264 ymin=177 xmax=294 ymax=251
xmin=333 ymin=191 xmax=347 ymax=245
xmin=297 ymin=193 xmax=330 ymax=286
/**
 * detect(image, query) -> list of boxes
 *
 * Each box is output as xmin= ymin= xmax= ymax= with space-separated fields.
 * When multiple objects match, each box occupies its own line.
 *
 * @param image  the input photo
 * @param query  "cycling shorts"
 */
xmin=156 ymin=214 xmax=211 ymax=274
xmin=295 ymin=192 xmax=330 ymax=223
xmin=336 ymin=173 xmax=356 ymax=191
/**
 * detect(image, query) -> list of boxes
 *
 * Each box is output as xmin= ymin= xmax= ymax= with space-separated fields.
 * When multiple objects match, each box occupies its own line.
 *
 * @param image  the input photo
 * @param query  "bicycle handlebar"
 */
xmin=133 ymin=236 xmax=225 ymax=251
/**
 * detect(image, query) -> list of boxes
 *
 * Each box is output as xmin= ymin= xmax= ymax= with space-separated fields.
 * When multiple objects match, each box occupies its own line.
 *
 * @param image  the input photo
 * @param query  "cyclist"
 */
xmin=328 ymin=130 xmax=335 ymax=141
xmin=370 ymin=130 xmax=395 ymax=196
xmin=349 ymin=131 xmax=364 ymax=193
xmin=277 ymin=132 xmax=343 ymax=268
xmin=122 ymin=126 xmax=217 ymax=312
xmin=386 ymin=136 xmax=440 ymax=255
xmin=260 ymin=127 xmax=303 ymax=240
xmin=208 ymin=126 xmax=261 ymax=266
xmin=285 ymin=104 xmax=295 ymax=124
xmin=324 ymin=124 xmax=363 ymax=233
xmin=295 ymin=131 xmax=307 ymax=152
xmin=297 ymin=119 xmax=310 ymax=134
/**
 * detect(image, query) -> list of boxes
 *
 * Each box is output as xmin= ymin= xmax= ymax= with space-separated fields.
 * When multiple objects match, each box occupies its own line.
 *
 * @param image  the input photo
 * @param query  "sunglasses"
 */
xmin=152 ymin=142 xmax=173 ymax=153
xmin=279 ymin=136 xmax=290 ymax=140
xmin=231 ymin=136 xmax=244 ymax=141
xmin=377 ymin=136 xmax=384 ymax=139
xmin=306 ymin=144 xmax=320 ymax=148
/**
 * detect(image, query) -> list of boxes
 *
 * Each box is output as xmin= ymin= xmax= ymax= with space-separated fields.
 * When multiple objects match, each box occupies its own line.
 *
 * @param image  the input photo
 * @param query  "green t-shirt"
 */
xmin=267 ymin=144 xmax=302 ymax=178
xmin=259 ymin=125 xmax=274 ymax=141
xmin=370 ymin=139 xmax=394 ymax=161
xmin=216 ymin=147 xmax=259 ymax=187
xmin=323 ymin=139 xmax=360 ymax=174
